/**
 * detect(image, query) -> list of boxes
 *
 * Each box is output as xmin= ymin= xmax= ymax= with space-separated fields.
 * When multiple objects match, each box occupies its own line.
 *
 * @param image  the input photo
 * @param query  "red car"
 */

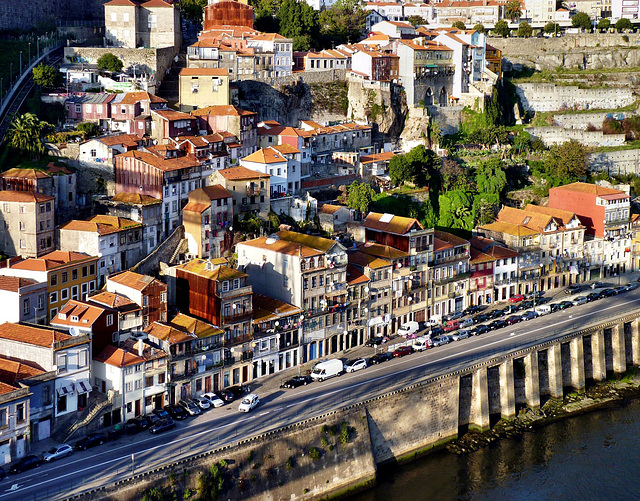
xmin=393 ymin=346 xmax=413 ymax=358
xmin=508 ymin=294 xmax=525 ymax=303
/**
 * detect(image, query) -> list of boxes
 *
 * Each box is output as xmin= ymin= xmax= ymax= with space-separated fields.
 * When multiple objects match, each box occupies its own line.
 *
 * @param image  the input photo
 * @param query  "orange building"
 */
xmin=204 ymin=0 xmax=254 ymax=30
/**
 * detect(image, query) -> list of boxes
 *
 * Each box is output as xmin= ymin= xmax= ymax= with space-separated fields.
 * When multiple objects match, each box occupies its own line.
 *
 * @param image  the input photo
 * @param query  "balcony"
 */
xmin=222 ymin=310 xmax=252 ymax=324
xmin=224 ymin=333 xmax=253 ymax=348
xmin=431 ymin=271 xmax=470 ymax=285
xmin=430 ymin=249 xmax=469 ymax=266
xmin=247 ymin=187 xmax=261 ymax=197
xmin=218 ymin=285 xmax=252 ymax=300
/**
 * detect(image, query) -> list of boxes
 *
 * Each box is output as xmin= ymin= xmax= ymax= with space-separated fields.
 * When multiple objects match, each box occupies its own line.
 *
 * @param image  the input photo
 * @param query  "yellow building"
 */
xmin=485 ymin=44 xmax=502 ymax=79
xmin=179 ymin=68 xmax=230 ymax=112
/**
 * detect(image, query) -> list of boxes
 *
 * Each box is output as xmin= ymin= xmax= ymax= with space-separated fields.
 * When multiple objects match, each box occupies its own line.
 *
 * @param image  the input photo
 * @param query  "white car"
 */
xmin=238 ymin=394 xmax=260 ymax=413
xmin=192 ymin=396 xmax=211 ymax=410
xmin=202 ymin=392 xmax=225 ymax=407
xmin=43 ymin=443 xmax=73 ymax=462
xmin=345 ymin=358 xmax=367 ymax=373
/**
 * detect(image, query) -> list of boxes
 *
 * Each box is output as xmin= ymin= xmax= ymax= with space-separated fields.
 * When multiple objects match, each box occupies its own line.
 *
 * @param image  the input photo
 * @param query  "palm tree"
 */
xmin=8 ymin=113 xmax=49 ymax=159
xmin=505 ymin=0 xmax=522 ymax=22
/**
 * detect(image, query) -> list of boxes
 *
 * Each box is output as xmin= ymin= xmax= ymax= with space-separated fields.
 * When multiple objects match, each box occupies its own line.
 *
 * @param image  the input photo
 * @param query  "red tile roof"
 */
xmin=201 ymin=185 xmax=232 ymax=200
xmin=94 ymin=345 xmax=144 ymax=368
xmin=0 ymin=168 xmax=51 ymax=180
xmin=0 ymin=322 xmax=71 ymax=347
xmin=180 ymin=68 xmax=229 ymax=77
xmin=108 ymin=270 xmax=161 ymax=292
xmin=0 ymin=356 xmax=45 ymax=384
xmin=216 ymin=166 xmax=271 ymax=180
xmin=0 ymin=191 xmax=54 ymax=203
xmin=9 ymin=251 xmax=96 ymax=272
xmin=0 ymin=276 xmax=40 ymax=292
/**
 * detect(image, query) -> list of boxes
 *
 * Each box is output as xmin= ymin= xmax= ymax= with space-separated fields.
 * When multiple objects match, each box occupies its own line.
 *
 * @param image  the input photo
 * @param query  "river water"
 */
xmin=351 ymin=399 xmax=640 ymax=501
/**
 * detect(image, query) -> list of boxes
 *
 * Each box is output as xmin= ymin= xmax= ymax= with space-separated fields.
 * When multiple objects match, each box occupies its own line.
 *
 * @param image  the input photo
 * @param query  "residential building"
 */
xmin=191 ymin=105 xmax=258 ymax=158
xmin=64 ymin=93 xmax=115 ymax=126
xmin=50 ymin=299 xmax=118 ymax=357
xmin=318 ymin=204 xmax=352 ymax=234
xmin=150 ymin=109 xmax=199 ymax=144
xmin=106 ymin=270 xmax=168 ymax=327
xmin=210 ymin=166 xmax=271 ymax=218
xmin=251 ymin=293 xmax=303 ymax=379
xmin=0 ymin=191 xmax=55 ymax=258
xmin=364 ymin=2 xmax=404 ymax=21
xmin=240 ymin=144 xmax=301 ymax=196
xmin=0 ymin=323 xmax=92 ymax=421
xmin=58 ymin=215 xmax=144 ymax=287
xmin=257 ymin=124 xmax=314 ymax=178
xmin=95 ymin=192 xmax=164 ymax=256
xmin=470 ymin=236 xmax=519 ymax=303
xmin=109 ymin=91 xmax=168 ymax=137
xmin=183 ymin=185 xmax=233 ymax=259
xmin=526 ymin=0 xmax=558 ymax=23
xmin=87 ymin=290 xmax=144 ymax=340
xmin=0 ymin=251 xmax=99 ymax=322
xmin=104 ymin=0 xmax=181 ymax=49
xmin=359 ymin=150 xmax=396 ymax=179
xmin=145 ymin=313 xmax=225 ymax=400
xmin=79 ymin=134 xmax=142 ymax=167
xmin=345 ymin=264 xmax=371 ymax=346
xmin=178 ymin=68 xmax=231 ymax=112
xmin=351 ymin=48 xmax=399 ymax=81
xmin=93 ymin=339 xmax=168 ymax=420
xmin=0 ymin=277 xmax=48 ymax=325
xmin=429 ymin=230 xmax=470 ymax=320
xmin=612 ymin=0 xmax=638 ymax=19
xmin=304 ymin=49 xmax=350 ymax=72
xmin=485 ymin=44 xmax=502 ymax=78
xmin=469 ymin=247 xmax=494 ymax=307
xmin=246 ymin=33 xmax=293 ymax=76
xmin=435 ymin=1 xmax=501 ymax=27
xmin=237 ymin=231 xmax=348 ymax=361
xmin=0 ymin=374 xmax=30 ymax=464
xmin=370 ymin=20 xmax=416 ymax=38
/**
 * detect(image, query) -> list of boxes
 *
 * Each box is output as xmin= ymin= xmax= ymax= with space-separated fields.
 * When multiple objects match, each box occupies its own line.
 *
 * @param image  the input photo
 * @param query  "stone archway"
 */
xmin=439 ymin=87 xmax=447 ymax=107
xmin=424 ymin=87 xmax=433 ymax=106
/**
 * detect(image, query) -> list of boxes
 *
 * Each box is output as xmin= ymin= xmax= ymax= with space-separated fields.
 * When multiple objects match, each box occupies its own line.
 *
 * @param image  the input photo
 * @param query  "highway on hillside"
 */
xmin=4 ymin=288 xmax=640 ymax=500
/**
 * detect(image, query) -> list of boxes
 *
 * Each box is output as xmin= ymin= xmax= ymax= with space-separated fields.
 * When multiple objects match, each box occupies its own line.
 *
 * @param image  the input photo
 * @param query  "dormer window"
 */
xmin=58 ymin=313 xmax=67 ymax=320
xmin=222 ymin=281 xmax=229 ymax=292
xmin=71 ymin=315 xmax=79 ymax=322
xmin=233 ymin=278 xmax=239 ymax=289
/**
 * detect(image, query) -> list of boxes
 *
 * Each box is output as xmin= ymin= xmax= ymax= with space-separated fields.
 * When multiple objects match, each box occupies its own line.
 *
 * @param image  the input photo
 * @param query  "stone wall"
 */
xmin=588 ymin=149 xmax=640 ymax=175
xmin=553 ymin=109 xmax=638 ymax=130
xmin=132 ymin=225 xmax=185 ymax=275
xmin=63 ymin=46 xmax=176 ymax=83
xmin=525 ymin=126 xmax=626 ymax=147
xmin=0 ymin=0 xmax=105 ymax=31
xmin=516 ymin=83 xmax=635 ymax=112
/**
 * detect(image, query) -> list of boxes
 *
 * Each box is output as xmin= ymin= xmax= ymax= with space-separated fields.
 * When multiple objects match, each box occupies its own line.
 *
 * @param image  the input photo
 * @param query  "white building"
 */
xmin=240 ymin=145 xmax=302 ymax=196
xmin=0 ymin=277 xmax=48 ymax=325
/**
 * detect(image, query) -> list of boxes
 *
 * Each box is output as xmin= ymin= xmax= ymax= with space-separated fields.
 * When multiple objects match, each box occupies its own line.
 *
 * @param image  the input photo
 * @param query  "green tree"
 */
xmin=475 ymin=157 xmax=507 ymax=195
xmin=473 ymin=23 xmax=486 ymax=33
xmin=544 ymin=139 xmax=588 ymax=182
xmin=8 ymin=113 xmax=52 ymax=159
xmin=388 ymin=145 xmax=441 ymax=187
xmin=180 ymin=0 xmax=207 ymax=21
xmin=544 ymin=22 xmax=559 ymax=34
xmin=319 ymin=0 xmax=366 ymax=45
xmin=277 ymin=0 xmax=319 ymax=50
xmin=505 ymin=0 xmax=522 ymax=21
xmin=493 ymin=19 xmax=510 ymax=37
xmin=438 ymin=190 xmax=474 ymax=230
xmin=408 ymin=15 xmax=428 ymax=27
xmin=97 ymin=53 xmax=123 ymax=73
xmin=597 ymin=18 xmax=611 ymax=31
xmin=32 ymin=63 xmax=57 ymax=88
xmin=615 ymin=18 xmax=633 ymax=32
xmin=473 ymin=193 xmax=499 ymax=224
xmin=253 ymin=0 xmax=281 ymax=32
xmin=452 ymin=21 xmax=466 ymax=30
xmin=77 ymin=122 xmax=101 ymax=138
xmin=517 ymin=21 xmax=533 ymax=37
xmin=346 ymin=180 xmax=375 ymax=214
xmin=572 ymin=12 xmax=592 ymax=31
xmin=440 ymin=158 xmax=468 ymax=192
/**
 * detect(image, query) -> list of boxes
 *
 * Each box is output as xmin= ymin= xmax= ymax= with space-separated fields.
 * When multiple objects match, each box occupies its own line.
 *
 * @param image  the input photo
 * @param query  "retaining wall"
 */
xmin=525 ymin=126 xmax=626 ymax=147
xmin=588 ymin=149 xmax=640 ymax=175
xmin=516 ymin=83 xmax=635 ymax=112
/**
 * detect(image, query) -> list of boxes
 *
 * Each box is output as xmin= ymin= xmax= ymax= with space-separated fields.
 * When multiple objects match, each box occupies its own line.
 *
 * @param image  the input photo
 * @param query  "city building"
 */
xmin=470 ymin=236 xmax=519 ymax=303
xmin=86 ymin=290 xmax=144 ymax=340
xmin=240 ymin=144 xmax=301 ymax=196
xmin=178 ymin=68 xmax=231 ymax=112
xmin=106 ymin=271 xmax=168 ymax=328
xmin=183 ymin=185 xmax=233 ymax=259
xmin=210 ymin=166 xmax=271 ymax=218
xmin=430 ymin=230 xmax=470 ymax=320
xmin=104 ymin=0 xmax=181 ymax=49
xmin=0 ymin=276 xmax=48 ymax=325
xmin=0 ymin=191 xmax=55 ymax=258
xmin=190 ymin=105 xmax=258 ymax=158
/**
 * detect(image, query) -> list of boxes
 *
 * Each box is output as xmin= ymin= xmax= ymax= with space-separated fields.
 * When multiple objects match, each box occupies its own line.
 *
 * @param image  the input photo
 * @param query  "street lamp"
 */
xmin=19 ymin=51 xmax=22 ymax=73
xmin=298 ymin=314 xmax=305 ymax=374
xmin=28 ymin=42 xmax=31 ymax=65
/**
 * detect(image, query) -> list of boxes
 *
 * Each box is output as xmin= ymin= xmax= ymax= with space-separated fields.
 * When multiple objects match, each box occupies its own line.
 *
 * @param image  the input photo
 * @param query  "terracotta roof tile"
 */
xmin=183 ymin=202 xmax=209 ymax=213
xmin=145 ymin=321 xmax=195 ymax=344
xmin=0 ymin=322 xmax=71 ymax=348
xmin=0 ymin=276 xmax=40 ymax=292
xmin=169 ymin=313 xmax=224 ymax=339
xmin=94 ymin=345 xmax=144 ymax=368
xmin=51 ymin=300 xmax=110 ymax=328
xmin=118 ymin=149 xmax=200 ymax=172
xmin=0 ymin=356 xmax=45 ymax=384
xmin=190 ymin=105 xmax=256 ymax=117
xmin=0 ymin=191 xmax=54 ymax=203
xmin=87 ymin=291 xmax=140 ymax=312
xmin=179 ymin=68 xmax=229 ymax=77
xmin=242 ymin=147 xmax=287 ymax=164
xmin=59 ymin=215 xmax=141 ymax=235
xmin=201 ymin=185 xmax=232 ymax=200
xmin=348 ymin=251 xmax=391 ymax=270
xmin=363 ymin=212 xmax=424 ymax=235
xmin=358 ymin=242 xmax=409 ymax=260
xmin=0 ymin=168 xmax=51 ymax=180
xmin=176 ymin=259 xmax=246 ymax=281
xmin=97 ymin=134 xmax=141 ymax=148
xmin=216 ymin=166 xmax=271 ymax=180
xmin=118 ymin=91 xmax=167 ymax=105
xmin=251 ymin=293 xmax=302 ymax=324
xmin=110 ymin=193 xmax=162 ymax=205
xmin=550 ymin=182 xmax=629 ymax=199
xmin=107 ymin=270 xmax=161 ymax=292
xmin=347 ymin=265 xmax=370 ymax=286
xmin=9 ymin=251 xmax=96 ymax=272
xmin=434 ymin=230 xmax=469 ymax=247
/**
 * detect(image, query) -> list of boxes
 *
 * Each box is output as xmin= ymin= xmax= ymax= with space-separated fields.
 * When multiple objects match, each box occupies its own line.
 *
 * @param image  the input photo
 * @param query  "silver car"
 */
xmin=43 ymin=444 xmax=73 ymax=462
xmin=572 ymin=296 xmax=588 ymax=306
xmin=179 ymin=400 xmax=201 ymax=416
xmin=451 ymin=330 xmax=470 ymax=341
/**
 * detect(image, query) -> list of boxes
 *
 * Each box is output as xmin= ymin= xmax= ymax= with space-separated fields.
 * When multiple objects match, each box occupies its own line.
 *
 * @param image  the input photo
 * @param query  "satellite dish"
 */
xmin=69 ymin=327 xmax=79 ymax=336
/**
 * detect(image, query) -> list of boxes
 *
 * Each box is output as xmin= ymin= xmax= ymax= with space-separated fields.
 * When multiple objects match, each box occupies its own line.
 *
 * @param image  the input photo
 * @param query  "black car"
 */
xmin=107 ymin=425 xmax=124 ymax=441
xmin=489 ymin=309 xmax=504 ymax=319
xmin=280 ymin=375 xmax=313 ymax=389
xmin=164 ymin=404 xmax=188 ymax=420
xmin=474 ymin=313 xmax=490 ymax=323
xmin=614 ymin=285 xmax=628 ymax=294
xmin=153 ymin=408 xmax=171 ymax=420
xmin=428 ymin=326 xmax=444 ymax=337
xmin=365 ymin=337 xmax=384 ymax=347
xmin=216 ymin=390 xmax=234 ymax=403
xmin=550 ymin=303 xmax=562 ymax=313
xmin=135 ymin=415 xmax=158 ymax=431
xmin=586 ymin=292 xmax=601 ymax=302
xmin=9 ymin=455 xmax=41 ymax=474
xmin=488 ymin=320 xmax=507 ymax=331
xmin=566 ymin=284 xmax=583 ymax=294
xmin=124 ymin=419 xmax=141 ymax=435
xmin=149 ymin=418 xmax=176 ymax=434
xmin=227 ymin=385 xmax=245 ymax=399
xmin=472 ymin=324 xmax=489 ymax=335
xmin=75 ymin=432 xmax=107 ymax=451
xmin=601 ymin=288 xmax=617 ymax=297
xmin=558 ymin=300 xmax=574 ymax=309
xmin=368 ymin=352 xmax=394 ymax=365
xmin=521 ymin=300 xmax=534 ymax=309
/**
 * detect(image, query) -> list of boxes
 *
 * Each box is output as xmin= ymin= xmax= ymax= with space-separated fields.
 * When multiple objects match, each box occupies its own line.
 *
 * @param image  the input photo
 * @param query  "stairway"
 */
xmin=157 ymin=54 xmax=186 ymax=109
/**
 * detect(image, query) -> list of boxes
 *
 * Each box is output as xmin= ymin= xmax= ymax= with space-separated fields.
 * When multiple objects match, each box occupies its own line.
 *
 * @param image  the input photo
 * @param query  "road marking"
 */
xmin=259 ymin=412 xmax=270 ymax=416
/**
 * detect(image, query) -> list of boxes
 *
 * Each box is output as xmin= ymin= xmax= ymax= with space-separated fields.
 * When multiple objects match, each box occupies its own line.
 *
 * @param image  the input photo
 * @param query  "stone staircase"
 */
xmin=157 ymin=54 xmax=186 ymax=109
xmin=53 ymin=391 xmax=116 ymax=443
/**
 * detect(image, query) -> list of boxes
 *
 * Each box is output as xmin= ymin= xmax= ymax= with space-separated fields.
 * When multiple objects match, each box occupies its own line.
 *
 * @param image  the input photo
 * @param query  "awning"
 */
xmin=57 ymin=384 xmax=74 ymax=397
xmin=75 ymin=379 xmax=92 ymax=394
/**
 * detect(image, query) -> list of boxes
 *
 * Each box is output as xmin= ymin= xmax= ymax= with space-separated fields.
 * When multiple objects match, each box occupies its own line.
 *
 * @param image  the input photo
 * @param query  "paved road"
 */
xmin=5 ymin=286 xmax=640 ymax=500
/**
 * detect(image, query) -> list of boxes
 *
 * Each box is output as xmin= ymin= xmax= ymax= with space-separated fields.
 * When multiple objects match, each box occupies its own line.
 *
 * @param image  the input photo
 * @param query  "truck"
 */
xmin=397 ymin=321 xmax=420 ymax=338
xmin=310 ymin=359 xmax=344 ymax=382
xmin=534 ymin=305 xmax=552 ymax=316
xmin=412 ymin=336 xmax=432 ymax=351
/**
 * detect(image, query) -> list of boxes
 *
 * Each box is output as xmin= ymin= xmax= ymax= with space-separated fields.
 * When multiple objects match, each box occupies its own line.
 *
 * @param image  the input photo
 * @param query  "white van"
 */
xmin=398 ymin=321 xmax=420 ymax=338
xmin=310 ymin=359 xmax=344 ymax=382
xmin=412 ymin=336 xmax=432 ymax=351
xmin=534 ymin=305 xmax=551 ymax=316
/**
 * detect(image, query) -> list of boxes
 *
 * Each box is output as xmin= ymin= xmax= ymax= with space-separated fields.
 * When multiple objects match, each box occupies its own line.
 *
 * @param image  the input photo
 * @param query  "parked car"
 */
xmin=550 ymin=303 xmax=562 ymax=313
xmin=566 ymin=284 xmax=583 ymax=294
xmin=572 ymin=296 xmax=588 ymax=306
xmin=451 ymin=330 xmax=470 ymax=341
xmin=521 ymin=311 xmax=538 ymax=321
xmin=489 ymin=309 xmax=504 ymax=319
xmin=443 ymin=311 xmax=463 ymax=321
xmin=280 ymin=375 xmax=313 ymax=389
xmin=558 ymin=300 xmax=574 ymax=309
xmin=238 ymin=394 xmax=260 ymax=413
xmin=227 ymin=386 xmax=245 ymax=399
xmin=398 ymin=321 xmax=420 ymax=338
xmin=474 ymin=313 xmax=490 ymax=323
xmin=590 ymin=281 xmax=605 ymax=289
xmin=179 ymin=400 xmax=201 ymax=416
xmin=9 ymin=455 xmax=42 ymax=474
xmin=601 ymin=288 xmax=617 ymax=297
xmin=153 ymin=408 xmax=171 ymax=420
xmin=192 ymin=396 xmax=211 ymax=410
xmin=521 ymin=300 xmax=534 ymax=309
xmin=412 ymin=337 xmax=432 ymax=351
xmin=534 ymin=305 xmax=552 ymax=316
xmin=75 ymin=432 xmax=107 ymax=451
xmin=444 ymin=320 xmax=459 ymax=332
xmin=310 ymin=359 xmax=344 ymax=381
xmin=508 ymin=294 xmax=525 ymax=303
xmin=43 ymin=444 xmax=73 ymax=462
xmin=586 ymin=292 xmax=601 ymax=302
xmin=365 ymin=337 xmax=384 ymax=347
xmin=527 ymin=291 xmax=544 ymax=300
xmin=505 ymin=315 xmax=522 ymax=325
xmin=428 ymin=326 xmax=444 ymax=337
xmin=472 ymin=324 xmax=489 ymax=336
xmin=215 ymin=390 xmax=235 ymax=403
xmin=368 ymin=352 xmax=394 ymax=365
xmin=460 ymin=317 xmax=474 ymax=328
xmin=489 ymin=319 xmax=507 ymax=330
xmin=626 ymin=283 xmax=640 ymax=291
xmin=125 ymin=419 xmax=142 ymax=434
xmin=164 ymin=404 xmax=189 ymax=420
xmin=393 ymin=345 xmax=413 ymax=358
xmin=150 ymin=418 xmax=176 ymax=434
xmin=345 ymin=358 xmax=368 ymax=373
xmin=614 ymin=285 xmax=627 ymax=294
xmin=135 ymin=415 xmax=157 ymax=430
xmin=432 ymin=335 xmax=452 ymax=347
xmin=202 ymin=392 xmax=225 ymax=407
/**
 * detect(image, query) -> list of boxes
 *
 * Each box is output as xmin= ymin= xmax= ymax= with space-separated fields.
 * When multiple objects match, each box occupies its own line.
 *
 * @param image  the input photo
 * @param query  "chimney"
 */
xmin=138 ymin=340 xmax=144 ymax=357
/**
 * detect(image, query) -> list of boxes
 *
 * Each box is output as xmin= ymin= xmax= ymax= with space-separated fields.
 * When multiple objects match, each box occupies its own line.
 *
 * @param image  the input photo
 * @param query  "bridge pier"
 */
xmin=524 ymin=352 xmax=540 ymax=410
xmin=591 ymin=329 xmax=606 ymax=381
xmin=470 ymin=368 xmax=490 ymax=432
xmin=570 ymin=337 xmax=585 ymax=391
xmin=547 ymin=343 xmax=563 ymax=399
xmin=630 ymin=318 xmax=640 ymax=366
xmin=611 ymin=324 xmax=627 ymax=374
xmin=499 ymin=360 xmax=516 ymax=419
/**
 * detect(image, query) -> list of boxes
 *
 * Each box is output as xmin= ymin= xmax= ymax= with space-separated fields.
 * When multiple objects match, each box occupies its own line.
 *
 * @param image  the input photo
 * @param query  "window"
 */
xmin=16 ymin=403 xmax=25 ymax=423
xmin=50 ymin=291 xmax=58 ymax=304
xmin=145 ymin=376 xmax=154 ymax=388
xmin=2 ymin=203 xmax=8 ymax=213
xmin=135 ymin=379 xmax=142 ymax=390
xmin=160 ymin=292 xmax=167 ymax=303
xmin=42 ymin=385 xmax=51 ymax=405
xmin=110 ymin=12 xmax=117 ymax=22
xmin=79 ymin=350 xmax=88 ymax=368
xmin=158 ymin=373 xmax=165 ymax=384
xmin=18 ymin=205 xmax=25 ymax=213
xmin=106 ymin=314 xmax=113 ymax=326
xmin=61 ymin=271 xmax=68 ymax=283
xmin=72 ymin=269 xmax=78 ymax=280
xmin=23 ymin=298 xmax=30 ymax=316
xmin=90 ymin=264 xmax=96 ymax=275
xmin=37 ymin=294 xmax=44 ymax=310
xmin=61 ymin=288 xmax=69 ymax=301
xmin=125 ymin=382 xmax=132 ymax=392
xmin=57 ymin=395 xmax=67 ymax=412
xmin=57 ymin=354 xmax=67 ymax=373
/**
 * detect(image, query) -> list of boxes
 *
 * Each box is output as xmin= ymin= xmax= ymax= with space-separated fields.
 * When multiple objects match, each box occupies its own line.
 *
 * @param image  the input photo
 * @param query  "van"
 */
xmin=412 ymin=336 xmax=432 ymax=351
xmin=444 ymin=320 xmax=459 ymax=332
xmin=534 ymin=305 xmax=551 ymax=316
xmin=397 ymin=321 xmax=420 ymax=338
xmin=310 ymin=359 xmax=344 ymax=382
